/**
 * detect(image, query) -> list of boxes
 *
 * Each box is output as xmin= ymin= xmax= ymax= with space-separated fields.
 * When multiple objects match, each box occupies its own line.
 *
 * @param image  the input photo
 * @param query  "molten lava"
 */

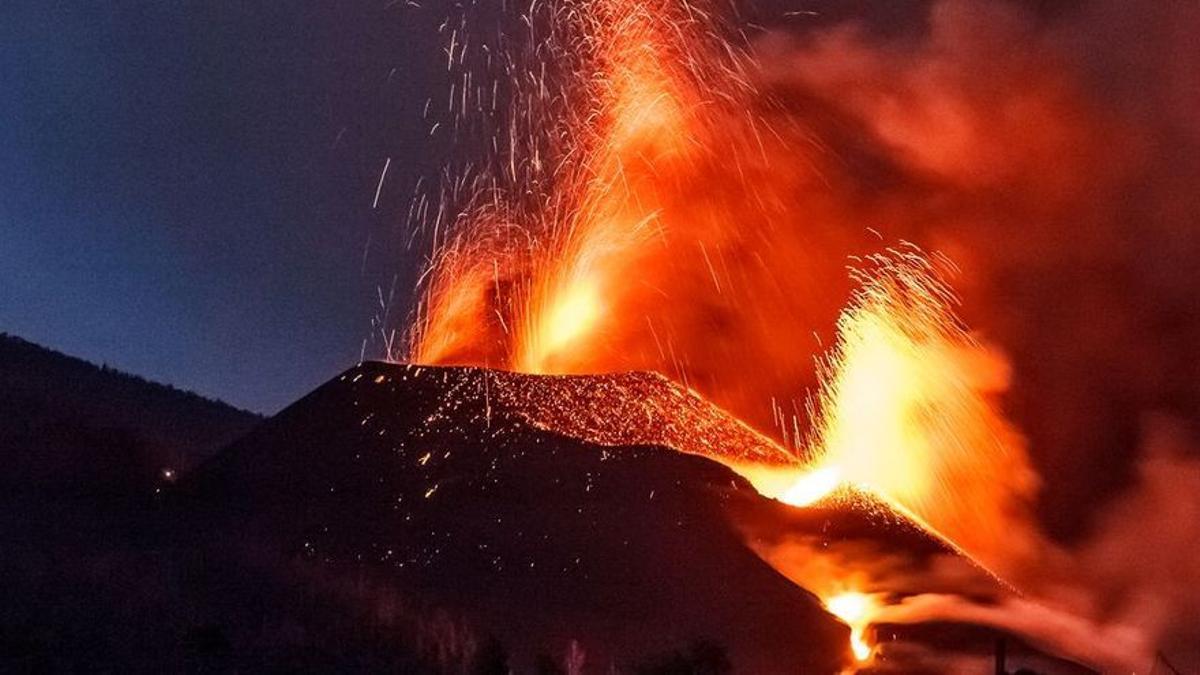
xmin=778 ymin=253 xmax=1039 ymax=576
xmin=824 ymin=591 xmax=878 ymax=662
xmin=780 ymin=466 xmax=841 ymax=507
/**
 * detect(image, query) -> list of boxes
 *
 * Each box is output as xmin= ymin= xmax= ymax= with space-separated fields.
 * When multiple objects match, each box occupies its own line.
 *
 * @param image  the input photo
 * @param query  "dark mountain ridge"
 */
xmin=0 ymin=334 xmax=263 ymax=671
xmin=0 ymin=333 xmax=261 ymax=494
xmin=175 ymin=361 xmax=1089 ymax=673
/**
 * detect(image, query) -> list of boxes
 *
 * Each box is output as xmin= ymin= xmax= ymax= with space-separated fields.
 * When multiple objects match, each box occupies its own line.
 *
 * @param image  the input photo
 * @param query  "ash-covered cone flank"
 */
xmin=173 ymin=361 xmax=849 ymax=672
xmin=166 ymin=362 xmax=1093 ymax=674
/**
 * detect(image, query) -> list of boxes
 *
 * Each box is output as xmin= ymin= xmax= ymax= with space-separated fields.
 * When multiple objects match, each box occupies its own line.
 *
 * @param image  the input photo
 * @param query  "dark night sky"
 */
xmin=1 ymin=2 xmax=449 ymax=413
xmin=0 ymin=0 xmax=954 ymax=415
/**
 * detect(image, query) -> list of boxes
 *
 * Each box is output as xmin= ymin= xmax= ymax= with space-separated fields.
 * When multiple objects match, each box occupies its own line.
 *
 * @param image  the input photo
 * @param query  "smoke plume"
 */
xmin=405 ymin=0 xmax=1200 ymax=666
xmin=746 ymin=1 xmax=1200 ymax=668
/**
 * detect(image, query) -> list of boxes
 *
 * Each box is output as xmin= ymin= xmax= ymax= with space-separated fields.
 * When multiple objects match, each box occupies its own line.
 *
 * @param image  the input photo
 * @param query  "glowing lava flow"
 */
xmin=780 ymin=465 xmax=842 ymax=507
xmin=824 ymin=591 xmax=878 ymax=662
xmin=735 ymin=254 xmax=1038 ymax=667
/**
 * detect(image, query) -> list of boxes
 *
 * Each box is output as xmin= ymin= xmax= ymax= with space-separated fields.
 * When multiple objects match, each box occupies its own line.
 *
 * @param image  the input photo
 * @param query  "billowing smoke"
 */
xmin=404 ymin=0 xmax=1199 ymax=667
xmin=745 ymin=1 xmax=1200 ymax=667
xmin=751 ymin=424 xmax=1200 ymax=672
xmin=754 ymin=0 xmax=1200 ymax=534
xmin=1053 ymin=417 xmax=1200 ymax=670
xmin=861 ymin=421 xmax=1199 ymax=672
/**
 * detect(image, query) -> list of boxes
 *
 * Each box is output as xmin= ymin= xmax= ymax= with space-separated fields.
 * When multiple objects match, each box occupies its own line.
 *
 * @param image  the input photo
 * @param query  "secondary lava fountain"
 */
xmin=777 ymin=252 xmax=1040 ymax=578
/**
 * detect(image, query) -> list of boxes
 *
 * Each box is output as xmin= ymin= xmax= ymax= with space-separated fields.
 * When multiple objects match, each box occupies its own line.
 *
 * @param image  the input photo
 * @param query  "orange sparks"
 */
xmin=509 ymin=0 xmax=696 ymax=372
xmin=408 ymin=0 xmax=745 ymax=375
xmin=406 ymin=0 xmax=1043 ymax=579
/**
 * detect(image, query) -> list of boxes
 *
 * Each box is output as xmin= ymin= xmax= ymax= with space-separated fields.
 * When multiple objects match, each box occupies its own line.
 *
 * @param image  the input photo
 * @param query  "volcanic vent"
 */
xmin=177 ymin=361 xmax=849 ymax=672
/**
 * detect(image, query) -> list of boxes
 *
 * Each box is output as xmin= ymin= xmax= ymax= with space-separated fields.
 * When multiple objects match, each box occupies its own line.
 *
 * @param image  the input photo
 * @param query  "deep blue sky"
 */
xmin=0 ymin=0 xmax=1023 ymax=414
xmin=1 ymin=2 xmax=451 ymax=413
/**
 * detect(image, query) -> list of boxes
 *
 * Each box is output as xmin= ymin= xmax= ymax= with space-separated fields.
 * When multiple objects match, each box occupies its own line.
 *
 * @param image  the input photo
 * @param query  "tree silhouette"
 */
xmin=471 ymin=635 xmax=509 ymax=675
xmin=636 ymin=639 xmax=732 ymax=675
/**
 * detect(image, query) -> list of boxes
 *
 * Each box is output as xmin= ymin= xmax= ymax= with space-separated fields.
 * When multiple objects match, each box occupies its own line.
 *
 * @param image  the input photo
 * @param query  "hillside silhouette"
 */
xmin=0 ymin=346 xmax=849 ymax=672
xmin=0 ymin=335 xmax=262 ymax=671
xmin=0 ymin=333 xmax=260 ymax=497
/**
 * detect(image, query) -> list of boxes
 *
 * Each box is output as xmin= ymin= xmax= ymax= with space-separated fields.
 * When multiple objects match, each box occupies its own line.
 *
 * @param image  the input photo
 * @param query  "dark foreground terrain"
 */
xmin=0 ymin=339 xmax=1093 ymax=673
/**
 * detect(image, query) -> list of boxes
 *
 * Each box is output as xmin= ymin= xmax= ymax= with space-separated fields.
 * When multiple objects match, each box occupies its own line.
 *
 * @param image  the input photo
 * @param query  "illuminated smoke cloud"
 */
xmin=400 ymin=0 xmax=1200 ymax=668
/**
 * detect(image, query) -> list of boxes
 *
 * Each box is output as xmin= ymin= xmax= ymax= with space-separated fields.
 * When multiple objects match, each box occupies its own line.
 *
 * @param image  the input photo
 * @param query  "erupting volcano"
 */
xmin=395 ymin=0 xmax=1062 ymax=668
xmin=6 ymin=0 xmax=1198 ymax=671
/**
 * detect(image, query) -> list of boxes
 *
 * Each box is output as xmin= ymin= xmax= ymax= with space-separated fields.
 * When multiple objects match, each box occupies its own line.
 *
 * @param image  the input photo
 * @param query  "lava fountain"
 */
xmin=404 ymin=0 xmax=1045 ymax=667
xmin=777 ymin=252 xmax=1041 ymax=577
xmin=409 ymin=0 xmax=717 ymax=373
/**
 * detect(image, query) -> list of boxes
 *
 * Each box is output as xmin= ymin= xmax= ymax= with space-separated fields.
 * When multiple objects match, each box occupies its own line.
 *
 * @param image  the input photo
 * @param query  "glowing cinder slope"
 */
xmin=487 ymin=367 xmax=796 ymax=466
